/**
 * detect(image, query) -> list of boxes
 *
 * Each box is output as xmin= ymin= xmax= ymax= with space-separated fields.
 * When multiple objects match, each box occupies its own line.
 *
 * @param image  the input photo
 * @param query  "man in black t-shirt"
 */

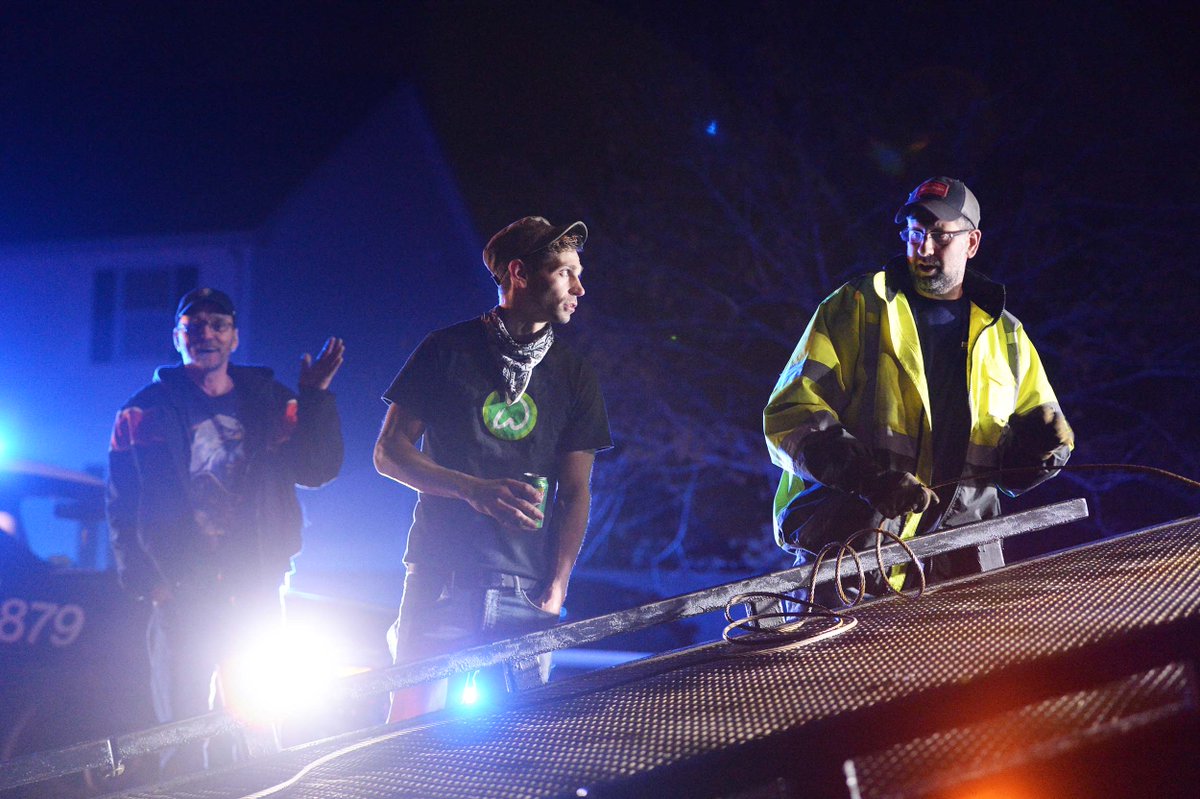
xmin=375 ymin=216 xmax=611 ymax=721
xmin=107 ymin=288 xmax=344 ymax=776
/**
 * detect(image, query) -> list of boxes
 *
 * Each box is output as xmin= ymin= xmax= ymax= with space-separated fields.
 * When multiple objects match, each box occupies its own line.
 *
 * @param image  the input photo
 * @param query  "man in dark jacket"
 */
xmin=107 ymin=287 xmax=344 ymax=776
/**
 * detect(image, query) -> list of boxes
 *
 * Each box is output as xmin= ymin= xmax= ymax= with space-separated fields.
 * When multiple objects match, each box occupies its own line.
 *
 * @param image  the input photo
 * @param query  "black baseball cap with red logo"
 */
xmin=895 ymin=177 xmax=981 ymax=228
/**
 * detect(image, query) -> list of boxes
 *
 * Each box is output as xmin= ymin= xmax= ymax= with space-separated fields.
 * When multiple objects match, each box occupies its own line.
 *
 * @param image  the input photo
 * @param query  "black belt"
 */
xmin=406 ymin=563 xmax=534 ymax=590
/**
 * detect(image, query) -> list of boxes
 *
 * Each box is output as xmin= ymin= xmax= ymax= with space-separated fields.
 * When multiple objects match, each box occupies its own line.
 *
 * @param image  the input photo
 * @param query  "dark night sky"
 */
xmin=0 ymin=2 xmax=418 ymax=240
xmin=412 ymin=3 xmax=1196 ymax=222
xmin=1 ymin=2 xmax=1193 ymax=241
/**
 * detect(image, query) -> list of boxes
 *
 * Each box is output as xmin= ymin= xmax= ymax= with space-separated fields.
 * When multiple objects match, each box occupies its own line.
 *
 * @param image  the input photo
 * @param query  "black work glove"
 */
xmin=801 ymin=428 xmax=938 ymax=519
xmin=1006 ymin=407 xmax=1074 ymax=469
xmin=859 ymin=470 xmax=940 ymax=519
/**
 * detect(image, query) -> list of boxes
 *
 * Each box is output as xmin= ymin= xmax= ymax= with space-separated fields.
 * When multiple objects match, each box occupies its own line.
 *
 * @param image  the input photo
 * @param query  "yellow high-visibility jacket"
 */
xmin=764 ymin=258 xmax=1071 ymax=556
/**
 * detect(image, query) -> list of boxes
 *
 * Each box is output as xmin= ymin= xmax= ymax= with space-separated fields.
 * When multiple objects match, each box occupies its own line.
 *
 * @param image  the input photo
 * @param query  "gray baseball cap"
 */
xmin=895 ymin=177 xmax=981 ymax=228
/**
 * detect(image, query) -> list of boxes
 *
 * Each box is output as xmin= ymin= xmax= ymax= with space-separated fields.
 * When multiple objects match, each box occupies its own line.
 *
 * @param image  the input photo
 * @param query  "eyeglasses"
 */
xmin=176 ymin=318 xmax=234 ymax=335
xmin=899 ymin=227 xmax=974 ymax=247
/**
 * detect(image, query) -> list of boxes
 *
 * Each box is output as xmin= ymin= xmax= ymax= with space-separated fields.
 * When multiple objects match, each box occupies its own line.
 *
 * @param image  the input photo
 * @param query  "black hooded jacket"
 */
xmin=106 ymin=364 xmax=343 ymax=599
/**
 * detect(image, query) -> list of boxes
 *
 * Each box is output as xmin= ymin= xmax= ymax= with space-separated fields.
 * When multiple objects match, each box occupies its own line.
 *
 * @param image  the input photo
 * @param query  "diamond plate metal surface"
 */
xmin=845 ymin=660 xmax=1198 ymax=799
xmin=101 ymin=516 xmax=1200 ymax=799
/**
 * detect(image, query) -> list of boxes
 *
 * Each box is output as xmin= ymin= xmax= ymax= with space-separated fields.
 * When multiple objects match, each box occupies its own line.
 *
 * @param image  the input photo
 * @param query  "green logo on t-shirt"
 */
xmin=482 ymin=391 xmax=538 ymax=440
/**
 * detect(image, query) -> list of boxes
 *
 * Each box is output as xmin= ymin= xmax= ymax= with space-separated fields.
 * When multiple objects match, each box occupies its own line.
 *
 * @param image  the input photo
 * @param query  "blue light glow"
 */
xmin=460 ymin=671 xmax=483 ymax=706
xmin=705 ymin=120 xmax=718 ymax=136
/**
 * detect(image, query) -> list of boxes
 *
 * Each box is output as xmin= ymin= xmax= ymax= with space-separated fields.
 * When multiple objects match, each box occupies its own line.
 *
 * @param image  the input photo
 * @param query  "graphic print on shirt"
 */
xmin=481 ymin=390 xmax=539 ymax=441
xmin=189 ymin=414 xmax=246 ymax=547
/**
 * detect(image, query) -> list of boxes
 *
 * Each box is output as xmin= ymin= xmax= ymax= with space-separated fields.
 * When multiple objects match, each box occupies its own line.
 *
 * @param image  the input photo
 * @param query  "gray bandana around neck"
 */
xmin=482 ymin=307 xmax=554 ymax=405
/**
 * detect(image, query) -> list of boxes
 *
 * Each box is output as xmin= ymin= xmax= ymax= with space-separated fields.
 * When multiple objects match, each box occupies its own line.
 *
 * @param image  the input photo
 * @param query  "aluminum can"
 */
xmin=522 ymin=473 xmax=549 ymax=529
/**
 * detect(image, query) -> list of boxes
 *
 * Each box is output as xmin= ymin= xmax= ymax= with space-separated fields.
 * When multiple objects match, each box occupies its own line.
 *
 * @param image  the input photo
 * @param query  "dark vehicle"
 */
xmin=0 ymin=460 xmax=395 ymax=796
xmin=0 ymin=460 xmax=155 ymax=797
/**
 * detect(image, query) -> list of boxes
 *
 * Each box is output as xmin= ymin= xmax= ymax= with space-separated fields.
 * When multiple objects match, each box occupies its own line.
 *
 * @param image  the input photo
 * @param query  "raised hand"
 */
xmin=298 ymin=336 xmax=345 ymax=391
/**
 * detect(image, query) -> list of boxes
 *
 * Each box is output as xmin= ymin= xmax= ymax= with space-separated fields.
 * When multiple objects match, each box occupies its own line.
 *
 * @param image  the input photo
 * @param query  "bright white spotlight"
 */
xmin=221 ymin=622 xmax=348 ymax=725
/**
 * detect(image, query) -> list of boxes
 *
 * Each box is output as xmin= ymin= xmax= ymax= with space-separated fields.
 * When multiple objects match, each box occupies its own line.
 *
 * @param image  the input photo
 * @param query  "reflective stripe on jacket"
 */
xmin=764 ymin=257 xmax=1068 ymax=555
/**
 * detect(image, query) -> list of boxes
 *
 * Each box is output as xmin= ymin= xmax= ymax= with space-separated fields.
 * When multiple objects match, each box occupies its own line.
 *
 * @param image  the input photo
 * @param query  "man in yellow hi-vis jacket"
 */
xmin=764 ymin=177 xmax=1073 ymax=596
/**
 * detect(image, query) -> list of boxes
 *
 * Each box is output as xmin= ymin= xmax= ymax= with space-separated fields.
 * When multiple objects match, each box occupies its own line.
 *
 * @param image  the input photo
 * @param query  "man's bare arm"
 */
xmin=373 ymin=403 xmax=544 ymax=528
xmin=537 ymin=449 xmax=596 ymax=614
